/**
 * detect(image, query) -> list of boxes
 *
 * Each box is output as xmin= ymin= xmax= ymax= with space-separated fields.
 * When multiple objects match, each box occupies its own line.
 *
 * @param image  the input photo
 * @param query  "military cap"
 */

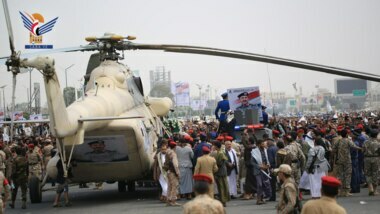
xmin=237 ymin=92 xmax=249 ymax=98
xmin=337 ymin=126 xmax=344 ymax=132
xmin=321 ymin=176 xmax=341 ymax=187
xmin=28 ymin=143 xmax=35 ymax=149
xmin=169 ymin=140 xmax=177 ymax=147
xmin=225 ymin=136 xmax=233 ymax=141
xmin=221 ymin=92 xmax=228 ymax=98
xmin=216 ymin=136 xmax=224 ymax=141
xmin=202 ymin=146 xmax=210 ymax=153
xmin=297 ymin=129 xmax=304 ymax=134
xmin=193 ymin=174 xmax=213 ymax=184
xmin=274 ymin=164 xmax=292 ymax=175
xmin=272 ymin=130 xmax=280 ymax=135
xmin=355 ymin=124 xmax=364 ymax=130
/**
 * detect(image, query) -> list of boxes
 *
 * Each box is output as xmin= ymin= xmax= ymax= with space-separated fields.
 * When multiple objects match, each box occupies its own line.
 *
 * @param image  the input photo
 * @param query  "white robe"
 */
xmin=159 ymin=153 xmax=168 ymax=196
xmin=309 ymin=171 xmax=325 ymax=198
xmin=227 ymin=149 xmax=238 ymax=196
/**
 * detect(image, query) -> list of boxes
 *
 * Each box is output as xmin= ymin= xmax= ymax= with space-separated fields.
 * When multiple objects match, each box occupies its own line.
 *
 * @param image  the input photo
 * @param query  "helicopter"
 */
xmin=2 ymin=0 xmax=380 ymax=204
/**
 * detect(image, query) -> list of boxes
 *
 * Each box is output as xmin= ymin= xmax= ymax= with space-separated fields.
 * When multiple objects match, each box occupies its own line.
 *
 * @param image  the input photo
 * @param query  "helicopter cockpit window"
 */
xmin=126 ymin=77 xmax=144 ymax=105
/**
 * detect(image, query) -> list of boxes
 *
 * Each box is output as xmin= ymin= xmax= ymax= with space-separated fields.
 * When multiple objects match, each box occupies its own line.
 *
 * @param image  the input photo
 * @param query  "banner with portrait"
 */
xmin=227 ymin=86 xmax=262 ymax=123
xmin=173 ymin=82 xmax=190 ymax=106
xmin=29 ymin=114 xmax=43 ymax=120
xmin=12 ymin=111 xmax=24 ymax=121
xmin=72 ymin=135 xmax=129 ymax=162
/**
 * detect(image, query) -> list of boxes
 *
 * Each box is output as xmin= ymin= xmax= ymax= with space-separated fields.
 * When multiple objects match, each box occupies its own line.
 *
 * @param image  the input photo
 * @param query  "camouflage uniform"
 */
xmin=363 ymin=138 xmax=380 ymax=193
xmin=3 ymin=145 xmax=13 ymax=181
xmin=27 ymin=150 xmax=43 ymax=181
xmin=183 ymin=194 xmax=225 ymax=214
xmin=332 ymin=138 xmax=356 ymax=195
xmin=164 ymin=149 xmax=180 ymax=202
xmin=284 ymin=142 xmax=305 ymax=185
xmin=10 ymin=154 xmax=28 ymax=208
xmin=277 ymin=177 xmax=297 ymax=214
xmin=276 ymin=148 xmax=287 ymax=168
xmin=297 ymin=139 xmax=311 ymax=162
xmin=0 ymin=150 xmax=6 ymax=174
xmin=0 ymin=171 xmax=11 ymax=214
xmin=42 ymin=144 xmax=54 ymax=167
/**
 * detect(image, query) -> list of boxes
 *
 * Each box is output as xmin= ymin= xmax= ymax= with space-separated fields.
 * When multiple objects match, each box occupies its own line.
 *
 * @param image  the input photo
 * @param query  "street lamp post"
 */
xmin=65 ymin=64 xmax=75 ymax=88
xmin=196 ymin=84 xmax=202 ymax=116
xmin=0 ymin=85 xmax=6 ymax=119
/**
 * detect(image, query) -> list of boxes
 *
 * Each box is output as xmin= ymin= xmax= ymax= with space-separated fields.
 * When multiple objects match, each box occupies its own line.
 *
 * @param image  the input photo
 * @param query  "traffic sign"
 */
xmin=353 ymin=89 xmax=366 ymax=96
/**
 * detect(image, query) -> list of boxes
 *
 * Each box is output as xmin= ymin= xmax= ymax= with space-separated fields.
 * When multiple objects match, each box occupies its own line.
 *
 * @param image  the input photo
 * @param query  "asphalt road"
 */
xmin=6 ymin=183 xmax=380 ymax=214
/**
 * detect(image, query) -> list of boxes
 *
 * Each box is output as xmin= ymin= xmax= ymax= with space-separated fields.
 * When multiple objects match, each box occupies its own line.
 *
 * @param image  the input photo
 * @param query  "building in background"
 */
xmin=335 ymin=78 xmax=368 ymax=110
xmin=149 ymin=66 xmax=174 ymax=99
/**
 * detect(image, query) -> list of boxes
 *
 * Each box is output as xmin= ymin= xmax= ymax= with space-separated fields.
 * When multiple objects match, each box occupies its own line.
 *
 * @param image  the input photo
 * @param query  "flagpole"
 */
xmin=265 ymin=49 xmax=275 ymax=116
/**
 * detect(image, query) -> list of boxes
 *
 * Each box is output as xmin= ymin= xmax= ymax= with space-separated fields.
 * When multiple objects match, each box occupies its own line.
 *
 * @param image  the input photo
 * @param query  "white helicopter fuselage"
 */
xmin=41 ymin=59 xmax=172 ymax=182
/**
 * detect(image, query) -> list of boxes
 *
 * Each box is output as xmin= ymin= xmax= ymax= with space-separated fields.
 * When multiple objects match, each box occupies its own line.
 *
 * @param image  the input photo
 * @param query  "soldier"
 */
xmin=163 ymin=140 xmax=180 ymax=206
xmin=194 ymin=146 xmax=218 ymax=198
xmin=214 ymin=92 xmax=230 ymax=133
xmin=296 ymin=129 xmax=310 ymax=161
xmin=276 ymin=141 xmax=287 ymax=168
xmin=276 ymin=164 xmax=298 ymax=214
xmin=363 ymin=129 xmax=380 ymax=196
xmin=214 ymin=141 xmax=230 ymax=207
xmin=26 ymin=144 xmax=43 ymax=181
xmin=183 ymin=174 xmax=225 ymax=214
xmin=3 ymin=142 xmax=13 ymax=181
xmin=332 ymin=129 xmax=361 ymax=196
xmin=42 ymin=139 xmax=54 ymax=170
xmin=301 ymin=176 xmax=347 ymax=214
xmin=283 ymin=132 xmax=305 ymax=186
xmin=0 ymin=143 xmax=6 ymax=174
xmin=0 ymin=171 xmax=11 ymax=214
xmin=9 ymin=146 xmax=28 ymax=209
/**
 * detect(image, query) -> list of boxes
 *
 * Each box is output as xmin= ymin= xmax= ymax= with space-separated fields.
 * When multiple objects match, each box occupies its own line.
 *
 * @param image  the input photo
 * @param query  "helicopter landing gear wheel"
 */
xmin=118 ymin=181 xmax=127 ymax=192
xmin=127 ymin=181 xmax=136 ymax=192
xmin=29 ymin=176 xmax=42 ymax=203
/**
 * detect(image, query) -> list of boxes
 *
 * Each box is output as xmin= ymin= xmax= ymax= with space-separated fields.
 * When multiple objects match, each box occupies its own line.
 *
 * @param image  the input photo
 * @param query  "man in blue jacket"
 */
xmin=215 ymin=92 xmax=230 ymax=133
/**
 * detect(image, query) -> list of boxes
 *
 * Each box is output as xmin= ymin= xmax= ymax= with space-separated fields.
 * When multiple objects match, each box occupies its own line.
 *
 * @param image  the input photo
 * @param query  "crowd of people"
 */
xmin=1 ymin=106 xmax=380 ymax=213
xmin=155 ymin=103 xmax=380 ymax=213
xmin=0 ymin=122 xmax=67 ymax=211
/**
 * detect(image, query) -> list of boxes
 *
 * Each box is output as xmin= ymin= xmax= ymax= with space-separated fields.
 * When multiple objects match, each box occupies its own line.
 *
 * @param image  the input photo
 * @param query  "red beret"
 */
xmin=337 ymin=126 xmax=344 ymax=132
xmin=297 ymin=129 xmax=304 ymax=134
xmin=272 ymin=130 xmax=280 ymax=135
xmin=356 ymin=124 xmax=364 ymax=130
xmin=169 ymin=140 xmax=177 ymax=147
xmin=320 ymin=128 xmax=326 ymax=134
xmin=321 ymin=176 xmax=341 ymax=187
xmin=193 ymin=174 xmax=212 ymax=184
xmin=225 ymin=136 xmax=233 ymax=141
xmin=28 ymin=144 xmax=35 ymax=149
xmin=216 ymin=136 xmax=224 ymax=141
xmin=202 ymin=146 xmax=210 ymax=153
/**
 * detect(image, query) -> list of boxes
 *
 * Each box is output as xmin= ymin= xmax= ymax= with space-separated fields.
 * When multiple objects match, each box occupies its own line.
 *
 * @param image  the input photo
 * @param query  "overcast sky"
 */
xmin=1 ymin=0 xmax=380 ymax=108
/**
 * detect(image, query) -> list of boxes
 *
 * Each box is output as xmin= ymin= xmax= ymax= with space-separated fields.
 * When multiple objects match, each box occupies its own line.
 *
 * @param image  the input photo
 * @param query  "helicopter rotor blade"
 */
xmin=0 ymin=45 xmax=97 ymax=65
xmin=126 ymin=43 xmax=380 ymax=82
xmin=1 ymin=0 xmax=16 ymax=56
